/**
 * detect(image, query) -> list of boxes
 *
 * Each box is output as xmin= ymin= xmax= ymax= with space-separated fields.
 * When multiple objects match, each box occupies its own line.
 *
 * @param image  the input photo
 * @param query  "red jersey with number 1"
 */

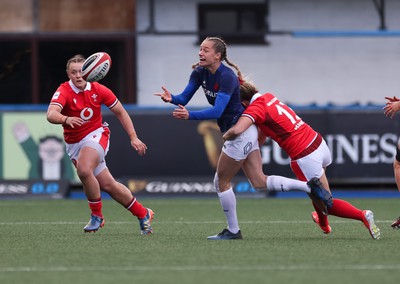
xmin=242 ymin=93 xmax=317 ymax=159
xmin=50 ymin=81 xmax=118 ymax=144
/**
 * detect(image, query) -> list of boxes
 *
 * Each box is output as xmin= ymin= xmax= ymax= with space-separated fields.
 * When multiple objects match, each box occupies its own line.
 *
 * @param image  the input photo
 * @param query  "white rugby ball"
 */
xmin=81 ymin=52 xmax=112 ymax=82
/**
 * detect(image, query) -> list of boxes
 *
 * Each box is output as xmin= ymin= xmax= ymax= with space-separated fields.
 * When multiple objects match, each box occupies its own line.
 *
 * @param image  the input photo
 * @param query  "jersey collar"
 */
xmin=250 ymin=92 xmax=262 ymax=104
xmin=68 ymin=80 xmax=92 ymax=94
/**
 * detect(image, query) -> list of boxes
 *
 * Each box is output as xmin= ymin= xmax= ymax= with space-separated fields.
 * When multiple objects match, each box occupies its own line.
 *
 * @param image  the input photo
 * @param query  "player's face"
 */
xmin=198 ymin=40 xmax=221 ymax=70
xmin=67 ymin=62 xmax=86 ymax=90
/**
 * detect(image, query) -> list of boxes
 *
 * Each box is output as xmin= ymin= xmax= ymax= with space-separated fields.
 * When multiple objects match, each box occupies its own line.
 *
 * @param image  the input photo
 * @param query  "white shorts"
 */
xmin=290 ymin=138 xmax=332 ymax=181
xmin=65 ymin=127 xmax=110 ymax=176
xmin=222 ymin=124 xmax=259 ymax=161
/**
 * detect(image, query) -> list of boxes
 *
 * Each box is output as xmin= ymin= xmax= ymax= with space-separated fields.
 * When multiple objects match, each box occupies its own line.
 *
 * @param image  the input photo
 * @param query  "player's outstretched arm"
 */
xmin=111 ymin=102 xmax=147 ymax=156
xmin=154 ymin=86 xmax=172 ymax=103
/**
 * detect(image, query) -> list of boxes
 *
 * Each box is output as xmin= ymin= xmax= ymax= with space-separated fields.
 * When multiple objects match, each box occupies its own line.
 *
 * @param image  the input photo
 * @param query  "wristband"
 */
xmin=63 ymin=116 xmax=68 ymax=124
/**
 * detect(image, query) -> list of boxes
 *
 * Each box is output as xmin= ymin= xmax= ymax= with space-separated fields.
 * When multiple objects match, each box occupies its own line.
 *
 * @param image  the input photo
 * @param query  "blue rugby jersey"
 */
xmin=170 ymin=64 xmax=244 ymax=133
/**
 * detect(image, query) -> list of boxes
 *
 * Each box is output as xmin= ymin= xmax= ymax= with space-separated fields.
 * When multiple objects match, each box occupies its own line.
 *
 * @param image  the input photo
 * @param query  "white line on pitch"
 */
xmin=0 ymin=220 xmax=395 ymax=225
xmin=0 ymin=264 xmax=400 ymax=273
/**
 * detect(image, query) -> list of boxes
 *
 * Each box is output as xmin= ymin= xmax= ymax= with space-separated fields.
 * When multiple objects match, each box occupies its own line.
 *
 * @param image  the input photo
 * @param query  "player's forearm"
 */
xmin=117 ymin=109 xmax=139 ymax=139
xmin=222 ymin=128 xmax=239 ymax=140
xmin=47 ymin=109 xmax=68 ymax=125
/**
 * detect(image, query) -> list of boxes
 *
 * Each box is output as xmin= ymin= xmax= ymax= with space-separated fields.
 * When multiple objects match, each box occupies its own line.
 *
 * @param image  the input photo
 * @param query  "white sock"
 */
xmin=266 ymin=175 xmax=310 ymax=193
xmin=217 ymin=188 xmax=239 ymax=234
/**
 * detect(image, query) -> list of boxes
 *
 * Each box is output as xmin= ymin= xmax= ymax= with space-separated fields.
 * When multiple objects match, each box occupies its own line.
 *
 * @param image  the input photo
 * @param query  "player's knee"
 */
xmin=214 ymin=174 xmax=233 ymax=192
xmin=76 ymin=165 xmax=92 ymax=180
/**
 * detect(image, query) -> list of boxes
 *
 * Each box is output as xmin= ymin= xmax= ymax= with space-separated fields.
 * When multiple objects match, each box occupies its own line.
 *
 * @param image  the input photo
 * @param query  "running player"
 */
xmin=46 ymin=54 xmax=154 ymax=234
xmin=155 ymin=37 xmax=331 ymax=240
xmin=223 ymin=81 xmax=381 ymax=239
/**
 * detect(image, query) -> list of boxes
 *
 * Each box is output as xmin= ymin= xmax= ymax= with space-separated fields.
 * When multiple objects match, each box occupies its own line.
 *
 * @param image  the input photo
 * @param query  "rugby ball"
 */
xmin=81 ymin=52 xmax=112 ymax=82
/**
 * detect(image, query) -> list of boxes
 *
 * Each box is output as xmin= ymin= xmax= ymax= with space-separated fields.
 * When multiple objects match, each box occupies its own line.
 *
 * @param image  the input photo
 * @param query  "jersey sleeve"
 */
xmin=93 ymin=82 xmax=118 ymax=108
xmin=171 ymin=81 xmax=198 ymax=105
xmin=50 ymin=85 xmax=68 ymax=110
xmin=188 ymin=92 xmax=230 ymax=120
xmin=243 ymin=98 xmax=267 ymax=124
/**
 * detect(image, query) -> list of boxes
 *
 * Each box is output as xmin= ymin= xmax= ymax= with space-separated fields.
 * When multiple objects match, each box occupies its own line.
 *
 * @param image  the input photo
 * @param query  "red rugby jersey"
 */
xmin=50 ymin=81 xmax=118 ymax=143
xmin=242 ymin=93 xmax=317 ymax=159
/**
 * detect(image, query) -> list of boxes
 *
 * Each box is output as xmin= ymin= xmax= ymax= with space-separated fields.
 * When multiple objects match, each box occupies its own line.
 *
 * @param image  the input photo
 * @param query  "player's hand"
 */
xmin=172 ymin=104 xmax=189 ymax=120
xmin=384 ymin=96 xmax=399 ymax=102
xmin=65 ymin=116 xmax=84 ymax=128
xmin=130 ymin=137 xmax=147 ymax=156
xmin=222 ymin=130 xmax=233 ymax=141
xmin=383 ymin=101 xmax=400 ymax=119
xmin=154 ymin=86 xmax=172 ymax=103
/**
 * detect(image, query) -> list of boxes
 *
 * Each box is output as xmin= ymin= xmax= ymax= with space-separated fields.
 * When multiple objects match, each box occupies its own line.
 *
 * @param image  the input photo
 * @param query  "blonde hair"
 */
xmin=193 ymin=37 xmax=243 ymax=82
xmin=240 ymin=81 xmax=259 ymax=102
xmin=66 ymin=54 xmax=85 ymax=71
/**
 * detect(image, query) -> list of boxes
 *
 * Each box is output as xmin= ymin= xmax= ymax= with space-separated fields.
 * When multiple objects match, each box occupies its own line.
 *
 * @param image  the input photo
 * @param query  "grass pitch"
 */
xmin=0 ymin=197 xmax=399 ymax=284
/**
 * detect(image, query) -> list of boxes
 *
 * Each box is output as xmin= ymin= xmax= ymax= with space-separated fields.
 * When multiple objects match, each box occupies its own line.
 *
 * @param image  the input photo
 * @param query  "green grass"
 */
xmin=0 ymin=197 xmax=400 ymax=284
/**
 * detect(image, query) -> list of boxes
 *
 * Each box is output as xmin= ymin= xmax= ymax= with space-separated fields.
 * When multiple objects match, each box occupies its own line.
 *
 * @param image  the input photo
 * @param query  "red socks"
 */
xmin=125 ymin=197 xmax=147 ymax=219
xmin=313 ymin=198 xmax=364 ymax=226
xmin=327 ymin=198 xmax=364 ymax=220
xmin=88 ymin=197 xmax=147 ymax=219
xmin=88 ymin=198 xmax=103 ymax=218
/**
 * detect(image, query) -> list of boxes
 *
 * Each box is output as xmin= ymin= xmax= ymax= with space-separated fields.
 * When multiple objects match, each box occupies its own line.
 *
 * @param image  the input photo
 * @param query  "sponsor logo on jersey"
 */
xmin=204 ymin=89 xmax=217 ymax=98
xmin=52 ymin=92 xmax=60 ymax=99
xmin=80 ymin=107 xmax=94 ymax=120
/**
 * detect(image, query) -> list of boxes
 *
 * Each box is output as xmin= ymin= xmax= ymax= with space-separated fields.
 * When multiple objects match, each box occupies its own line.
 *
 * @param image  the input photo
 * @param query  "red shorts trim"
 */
xmin=292 ymin=133 xmax=322 ymax=160
xmin=99 ymin=127 xmax=110 ymax=151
